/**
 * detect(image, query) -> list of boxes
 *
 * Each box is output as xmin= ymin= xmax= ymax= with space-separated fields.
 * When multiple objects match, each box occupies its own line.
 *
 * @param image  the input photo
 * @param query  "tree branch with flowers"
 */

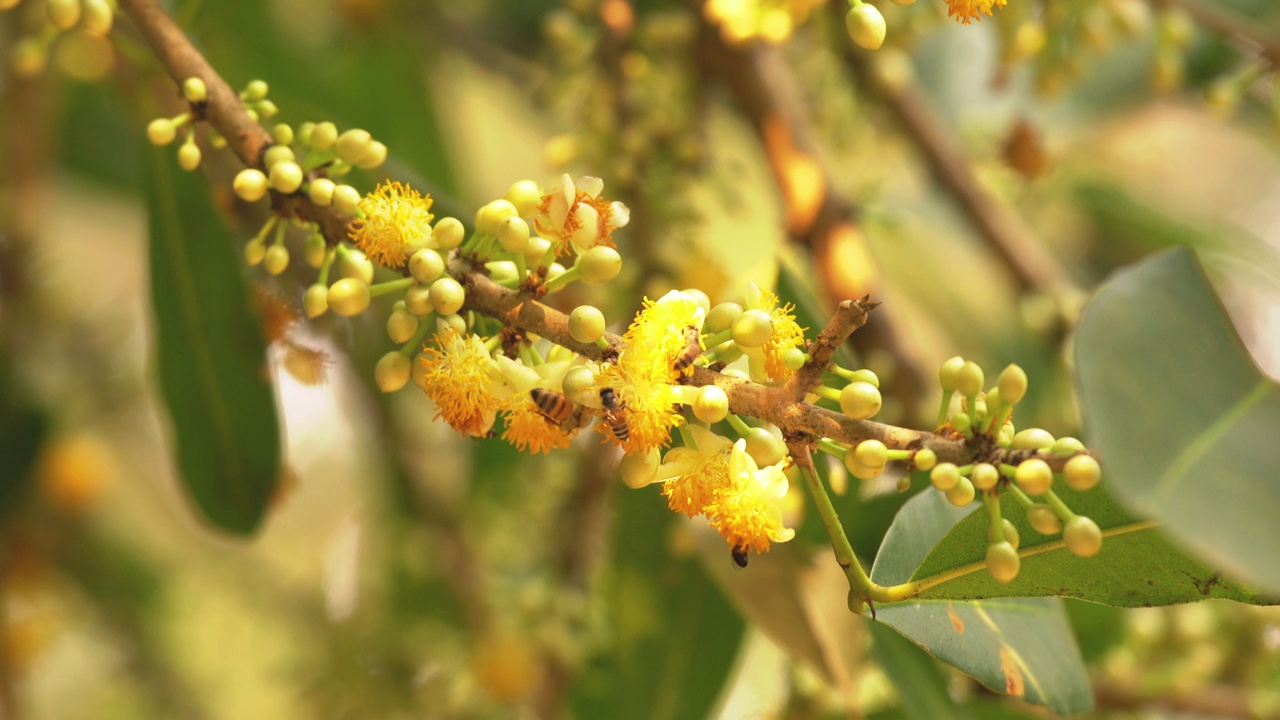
xmin=8 ymin=0 xmax=1280 ymax=716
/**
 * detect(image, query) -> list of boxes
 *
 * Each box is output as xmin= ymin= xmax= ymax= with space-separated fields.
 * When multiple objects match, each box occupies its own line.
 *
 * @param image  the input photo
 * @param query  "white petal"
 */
xmin=608 ymin=201 xmax=630 ymax=229
xmin=577 ymin=176 xmax=604 ymax=197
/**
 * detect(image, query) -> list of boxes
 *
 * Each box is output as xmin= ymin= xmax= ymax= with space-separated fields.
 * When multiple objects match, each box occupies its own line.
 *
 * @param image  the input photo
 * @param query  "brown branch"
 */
xmin=1093 ymin=677 xmax=1273 ymax=720
xmin=1154 ymin=0 xmax=1280 ymax=66
xmin=783 ymin=296 xmax=877 ymax=403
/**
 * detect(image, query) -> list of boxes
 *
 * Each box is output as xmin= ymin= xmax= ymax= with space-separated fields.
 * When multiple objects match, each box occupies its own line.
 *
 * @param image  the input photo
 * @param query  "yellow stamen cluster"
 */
xmin=658 ymin=427 xmax=734 ymax=517
xmin=946 ymin=0 xmax=1008 ymax=24
xmin=349 ymin=181 xmax=434 ymax=268
xmin=419 ymin=328 xmax=502 ymax=437
xmin=534 ymin=175 xmax=628 ymax=257
xmin=703 ymin=439 xmax=795 ymax=555
xmin=502 ymin=395 xmax=576 ymax=454
xmin=759 ymin=291 xmax=806 ymax=382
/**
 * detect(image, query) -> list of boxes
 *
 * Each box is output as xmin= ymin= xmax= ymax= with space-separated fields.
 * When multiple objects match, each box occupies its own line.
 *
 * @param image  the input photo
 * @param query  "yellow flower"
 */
xmin=945 ymin=0 xmax=1008 ymax=24
xmin=348 ymin=181 xmax=434 ymax=268
xmin=653 ymin=426 xmax=733 ymax=517
xmin=493 ymin=355 xmax=580 ymax=454
xmin=703 ymin=439 xmax=796 ymax=556
xmin=743 ymin=282 xmax=807 ymax=384
xmin=535 ymin=174 xmax=630 ymax=256
xmin=419 ymin=327 xmax=502 ymax=437
xmin=596 ymin=290 xmax=707 ymax=454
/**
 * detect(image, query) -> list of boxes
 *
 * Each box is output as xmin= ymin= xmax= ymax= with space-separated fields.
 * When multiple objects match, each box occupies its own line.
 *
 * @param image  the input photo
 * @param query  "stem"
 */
xmin=398 ymin=313 xmax=434 ymax=356
xmin=815 ymin=437 xmax=849 ymax=459
xmin=725 ymin=413 xmax=752 ymax=438
xmin=984 ymin=491 xmax=1004 ymax=543
xmin=935 ymin=389 xmax=954 ymax=429
xmin=1006 ymin=483 xmax=1035 ymax=509
xmin=317 ymin=246 xmax=336 ymax=285
xmin=813 ymin=385 xmax=842 ymax=402
xmin=368 ymin=277 xmax=415 ymax=298
xmin=543 ymin=265 xmax=582 ymax=292
xmin=1042 ymin=489 xmax=1077 ymax=521
xmin=594 ymin=337 xmax=611 ymax=351
xmin=703 ymin=328 xmax=733 ymax=347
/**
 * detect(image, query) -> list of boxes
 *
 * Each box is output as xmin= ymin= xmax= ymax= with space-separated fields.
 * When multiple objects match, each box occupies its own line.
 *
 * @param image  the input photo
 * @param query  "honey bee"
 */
xmin=731 ymin=545 xmax=749 ymax=568
xmin=599 ymin=387 xmax=630 ymax=442
xmin=672 ymin=325 xmax=703 ymax=375
xmin=530 ymin=388 xmax=588 ymax=431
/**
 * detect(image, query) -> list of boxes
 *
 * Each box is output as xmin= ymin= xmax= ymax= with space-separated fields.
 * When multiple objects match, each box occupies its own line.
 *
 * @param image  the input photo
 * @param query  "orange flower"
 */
xmin=945 ymin=0 xmax=1008 ymax=24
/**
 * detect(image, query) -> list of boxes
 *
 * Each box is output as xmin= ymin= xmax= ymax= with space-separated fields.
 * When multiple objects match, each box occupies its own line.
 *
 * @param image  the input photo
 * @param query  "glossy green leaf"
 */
xmin=146 ymin=146 xmax=280 ymax=535
xmin=571 ymin=484 xmax=744 ymax=720
xmin=904 ymin=483 xmax=1275 ymax=606
xmin=871 ymin=491 xmax=1092 ymax=715
xmin=1075 ymin=247 xmax=1280 ymax=591
xmin=868 ymin=621 xmax=967 ymax=720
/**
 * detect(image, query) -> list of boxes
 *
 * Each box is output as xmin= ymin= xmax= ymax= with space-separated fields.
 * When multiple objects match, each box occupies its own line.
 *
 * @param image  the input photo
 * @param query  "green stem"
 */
xmin=815 ymin=437 xmax=849 ymax=459
xmin=543 ymin=265 xmax=582 ymax=292
xmin=984 ymin=491 xmax=1004 ymax=543
xmin=513 ymin=251 xmax=528 ymax=281
xmin=272 ymin=216 xmax=286 ymax=246
xmin=594 ymin=336 xmax=612 ymax=351
xmin=704 ymin=328 xmax=733 ymax=348
xmin=794 ymin=457 xmax=878 ymax=602
xmin=678 ymin=424 xmax=698 ymax=450
xmin=935 ymin=389 xmax=954 ymax=429
xmin=725 ymin=413 xmax=752 ymax=438
xmin=1042 ymin=489 xmax=1077 ymax=521
xmin=1006 ymin=483 xmax=1035 ymax=509
xmin=317 ymin=246 xmax=336 ymax=285
xmin=368 ymin=277 xmax=415 ymax=298
xmin=813 ymin=385 xmax=842 ymax=402
xmin=398 ymin=313 xmax=434 ymax=357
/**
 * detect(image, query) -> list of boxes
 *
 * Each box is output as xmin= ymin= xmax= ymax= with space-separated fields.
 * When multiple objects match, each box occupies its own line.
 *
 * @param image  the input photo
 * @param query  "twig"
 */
xmin=783 ymin=296 xmax=878 ymax=403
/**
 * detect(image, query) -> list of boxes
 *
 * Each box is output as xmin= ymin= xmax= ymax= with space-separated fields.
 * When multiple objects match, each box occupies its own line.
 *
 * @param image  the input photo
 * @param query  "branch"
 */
xmin=783 ymin=296 xmax=877 ymax=403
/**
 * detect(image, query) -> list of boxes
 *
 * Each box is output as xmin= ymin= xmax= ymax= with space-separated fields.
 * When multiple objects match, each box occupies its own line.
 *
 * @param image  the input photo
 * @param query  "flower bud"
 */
xmin=845 ymin=3 xmax=886 ymax=51
xmin=355 ymin=140 xmax=387 ymax=170
xmin=939 ymin=356 xmax=965 ymax=391
xmin=337 ymin=249 xmax=374 ymax=284
xmin=263 ymin=244 xmax=289 ymax=276
xmin=997 ymin=364 xmax=1028 ymax=405
xmin=578 ymin=246 xmax=622 ymax=285
xmin=620 ymin=447 xmax=660 ymax=488
xmin=47 ymin=0 xmax=82 ymax=30
xmin=409 ymin=248 xmax=446 ymax=285
xmin=244 ymin=239 xmax=266 ymax=266
xmin=375 ymin=352 xmax=411 ymax=393
xmin=992 ymin=518 xmax=1021 ymax=549
xmin=335 ymin=129 xmax=374 ymax=165
xmin=182 ymin=77 xmax=207 ymax=104
xmin=437 ymin=313 xmax=467 ymax=335
xmin=562 ymin=367 xmax=599 ymax=407
xmin=945 ymin=476 xmax=976 ymax=507
xmin=731 ymin=309 xmax=773 ymax=348
xmin=1012 ymin=428 xmax=1055 ymax=450
xmin=310 ymin=121 xmax=338 ymax=152
xmin=263 ymin=144 xmax=294 ymax=171
xmin=706 ymin=302 xmax=743 ymax=333
xmin=1014 ymin=458 xmax=1053 ymax=496
xmin=839 ymin=381 xmax=881 ymax=420
xmin=333 ymin=184 xmax=361 ymax=215
xmin=930 ymin=463 xmax=960 ymax=491
xmin=429 ymin=277 xmax=466 ymax=316
xmin=1064 ymin=516 xmax=1102 ymax=557
xmin=692 ymin=386 xmax=729 ymax=423
xmin=956 ymin=361 xmax=985 ymax=397
xmin=386 ymin=306 xmax=419 ymax=344
xmin=177 ymin=142 xmax=202 ymax=171
xmin=782 ymin=348 xmax=807 ymax=371
xmin=434 ymin=217 xmax=465 ymax=250
xmin=476 ymin=199 xmax=518 ymax=237
xmin=1027 ymin=504 xmax=1061 ymax=535
xmin=233 ymin=169 xmax=268 ymax=202
xmin=569 ymin=305 xmax=606 ymax=343
xmin=271 ymin=123 xmax=294 ymax=146
xmin=496 ymin=216 xmax=530 ymax=253
xmin=912 ymin=448 xmax=937 ymax=471
xmin=970 ymin=462 xmax=1000 ymax=491
xmin=1051 ymin=436 xmax=1085 ymax=456
xmin=849 ymin=368 xmax=880 ymax=387
xmin=269 ymin=161 xmax=304 ymax=194
xmin=985 ymin=541 xmax=1020 ymax=583
xmin=328 ymin=278 xmax=371 ymax=317
xmin=303 ymin=284 xmax=328 ymax=318
xmin=242 ymin=79 xmax=269 ymax=101
xmin=854 ymin=439 xmax=887 ymax=468
xmin=505 ymin=179 xmax=543 ymax=218
xmin=147 ymin=118 xmax=176 ymax=146
xmin=82 ymin=0 xmax=114 ymax=35
xmin=404 ymin=284 xmax=434 ymax=316
xmin=309 ymin=178 xmax=335 ymax=207
xmin=743 ymin=427 xmax=786 ymax=467
xmin=846 ymin=457 xmax=884 ymax=480
xmin=1063 ymin=455 xmax=1101 ymax=491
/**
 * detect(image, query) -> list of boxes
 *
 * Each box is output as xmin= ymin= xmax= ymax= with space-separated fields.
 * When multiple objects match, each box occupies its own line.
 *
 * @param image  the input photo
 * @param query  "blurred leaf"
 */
xmin=58 ymin=83 xmax=140 ymax=189
xmin=1061 ymin=599 xmax=1124 ymax=665
xmin=1075 ymin=247 xmax=1280 ymax=592
xmin=871 ymin=491 xmax=1092 ymax=715
xmin=0 ymin=400 xmax=47 ymax=515
xmin=146 ymin=146 xmax=280 ymax=535
xmin=572 ymin=486 xmax=744 ymax=720
xmin=868 ymin=621 xmax=968 ymax=720
xmin=904 ymin=484 xmax=1275 ymax=606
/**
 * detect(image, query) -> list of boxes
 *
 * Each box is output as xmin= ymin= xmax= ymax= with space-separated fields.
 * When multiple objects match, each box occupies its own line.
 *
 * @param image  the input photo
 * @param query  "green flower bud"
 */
xmin=951 ymin=412 xmax=972 ymax=434
xmin=337 ymin=249 xmax=374 ymax=284
xmin=991 ymin=518 xmax=1021 ymax=549
xmin=375 ymin=352 xmax=411 ymax=393
xmin=985 ymin=541 xmax=1020 ymax=583
xmin=1064 ymin=516 xmax=1103 ymax=557
xmin=355 ymin=140 xmax=387 ymax=170
xmin=437 ymin=313 xmax=467 ymax=335
xmin=578 ymin=246 xmax=622 ymax=285
xmin=334 ymin=129 xmax=373 ymax=165
xmin=257 ymin=100 xmax=279 ymax=118
xmin=177 ymin=142 xmax=202 ymax=172
xmin=562 ymin=366 xmax=599 ymax=407
xmin=429 ymin=277 xmax=466 ymax=316
xmin=309 ymin=178 xmax=335 ymax=207
xmin=182 ymin=77 xmax=207 ymax=104
xmin=1063 ymin=455 xmax=1101 ymax=491
xmin=997 ymin=364 xmax=1028 ymax=404
xmin=243 ymin=79 xmax=269 ymax=101
xmin=782 ymin=347 xmax=807 ymax=371
xmin=569 ymin=305 xmax=606 ymax=343
xmin=303 ymin=284 xmax=328 ymax=318
xmin=1027 ymin=504 xmax=1061 ymax=535
xmin=849 ymin=368 xmax=880 ymax=388
xmin=1014 ymin=458 xmax=1053 ymax=496
xmin=846 ymin=457 xmax=885 ymax=480
xmin=845 ymin=3 xmax=886 ymax=51
xmin=692 ymin=385 xmax=729 ymax=424
xmin=263 ymin=144 xmax=294 ymax=171
xmin=913 ymin=448 xmax=937 ymax=471
xmin=485 ymin=261 xmax=518 ymax=284
xmin=731 ymin=309 xmax=774 ymax=348
xmin=310 ymin=121 xmax=338 ymax=152
xmin=971 ymin=462 xmax=1000 ymax=491
xmin=233 ymin=168 xmax=268 ymax=202
xmin=475 ymin=199 xmax=518 ymax=237
xmin=147 ymin=118 xmax=176 ymax=146
xmin=496 ymin=216 xmax=530 ymax=253
xmin=328 ymin=278 xmax=371 ymax=317
xmin=267 ymin=123 xmax=293 ymax=146
xmin=47 ymin=0 xmax=82 ymax=31
xmin=243 ymin=239 xmax=266 ymax=266
xmin=744 ymin=427 xmax=786 ymax=467
xmin=683 ymin=288 xmax=711 ymax=315
xmin=409 ymin=249 xmax=445 ymax=285
xmin=1012 ymin=428 xmax=1055 ymax=450
xmin=333 ymin=184 xmax=361 ymax=215
xmin=434 ymin=217 xmax=465 ymax=250
xmin=386 ymin=306 xmax=419 ymax=344
xmin=296 ymin=122 xmax=315 ymax=146
xmin=840 ymin=381 xmax=882 ymax=420
xmin=523 ymin=236 xmax=552 ymax=266
xmin=956 ymin=361 xmax=985 ymax=397
xmin=81 ymin=0 xmax=114 ymax=35
xmin=263 ymin=244 xmax=289 ymax=276
xmin=945 ymin=476 xmax=976 ymax=507
xmin=930 ymin=462 xmax=960 ymax=491
xmin=896 ymin=476 xmax=911 ymax=493
xmin=303 ymin=238 xmax=325 ymax=271
xmin=1051 ymin=436 xmax=1085 ymax=456
xmin=854 ymin=439 xmax=888 ymax=468
xmin=269 ymin=161 xmax=303 ymax=194
xmin=505 ymin=179 xmax=543 ymax=219
xmin=620 ymin=447 xmax=660 ymax=489
xmin=939 ymin=356 xmax=965 ymax=391
xmin=706 ymin=302 xmax=743 ymax=333
xmin=403 ymin=285 xmax=434 ymax=316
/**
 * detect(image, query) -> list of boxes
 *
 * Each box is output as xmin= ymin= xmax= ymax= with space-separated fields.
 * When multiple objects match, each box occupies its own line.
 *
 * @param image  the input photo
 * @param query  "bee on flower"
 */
xmin=492 ymin=355 xmax=584 ymax=454
xmin=535 ymin=174 xmax=630 ymax=256
xmin=702 ymin=438 xmax=796 ymax=558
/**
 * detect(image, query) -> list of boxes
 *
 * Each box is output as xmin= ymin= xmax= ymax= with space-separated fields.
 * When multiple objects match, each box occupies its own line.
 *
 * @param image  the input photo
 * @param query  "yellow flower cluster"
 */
xmin=946 ymin=0 xmax=1008 ymax=24
xmin=418 ymin=327 xmax=502 ymax=437
xmin=348 ymin=181 xmax=434 ymax=268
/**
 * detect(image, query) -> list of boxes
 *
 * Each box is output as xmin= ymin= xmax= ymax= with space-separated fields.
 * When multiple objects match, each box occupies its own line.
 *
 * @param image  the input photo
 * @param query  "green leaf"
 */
xmin=146 ymin=146 xmax=280 ymax=535
xmin=1075 ymin=247 xmax=1280 ymax=592
xmin=571 ymin=485 xmax=744 ymax=720
xmin=903 ymin=483 xmax=1274 ymax=606
xmin=868 ymin=621 xmax=967 ymax=720
xmin=871 ymin=492 xmax=1092 ymax=715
